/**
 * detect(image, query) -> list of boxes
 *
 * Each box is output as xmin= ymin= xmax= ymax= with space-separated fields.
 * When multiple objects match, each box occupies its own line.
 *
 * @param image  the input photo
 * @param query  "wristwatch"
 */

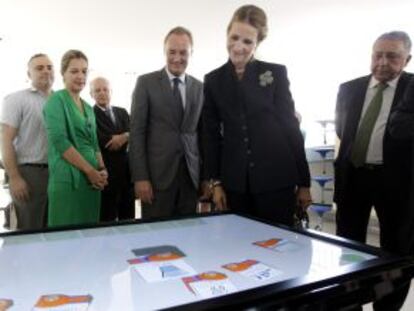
xmin=209 ymin=179 xmax=222 ymax=191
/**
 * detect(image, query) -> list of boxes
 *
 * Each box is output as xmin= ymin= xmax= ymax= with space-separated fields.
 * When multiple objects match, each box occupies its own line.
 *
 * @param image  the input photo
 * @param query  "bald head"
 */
xmin=90 ymin=77 xmax=111 ymax=108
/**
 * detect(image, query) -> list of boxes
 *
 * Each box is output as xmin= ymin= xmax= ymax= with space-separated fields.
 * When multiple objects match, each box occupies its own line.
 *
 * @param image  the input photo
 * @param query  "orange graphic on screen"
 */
xmin=34 ymin=294 xmax=92 ymax=308
xmin=0 ymin=299 xmax=13 ymax=311
xmin=223 ymin=259 xmax=258 ymax=272
xmin=148 ymin=251 xmax=182 ymax=261
xmin=198 ymin=272 xmax=227 ymax=280
xmin=253 ymin=238 xmax=285 ymax=249
xmin=182 ymin=271 xmax=230 ymax=295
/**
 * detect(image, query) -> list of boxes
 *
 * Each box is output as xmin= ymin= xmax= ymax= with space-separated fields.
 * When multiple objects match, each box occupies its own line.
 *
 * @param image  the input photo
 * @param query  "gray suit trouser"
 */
xmin=10 ymin=165 xmax=48 ymax=230
xmin=142 ymin=158 xmax=197 ymax=219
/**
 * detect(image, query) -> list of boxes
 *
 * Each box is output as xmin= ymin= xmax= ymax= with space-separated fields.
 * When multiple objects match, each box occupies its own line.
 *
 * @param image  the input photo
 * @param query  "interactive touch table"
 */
xmin=0 ymin=213 xmax=413 ymax=310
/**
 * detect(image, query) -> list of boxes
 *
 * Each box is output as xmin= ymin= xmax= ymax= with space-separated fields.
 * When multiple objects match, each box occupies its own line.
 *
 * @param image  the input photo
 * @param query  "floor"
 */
xmin=1 ymin=191 xmax=413 ymax=310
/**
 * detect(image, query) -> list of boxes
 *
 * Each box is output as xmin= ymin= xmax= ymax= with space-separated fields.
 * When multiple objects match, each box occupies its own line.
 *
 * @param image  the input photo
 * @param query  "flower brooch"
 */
xmin=259 ymin=70 xmax=274 ymax=87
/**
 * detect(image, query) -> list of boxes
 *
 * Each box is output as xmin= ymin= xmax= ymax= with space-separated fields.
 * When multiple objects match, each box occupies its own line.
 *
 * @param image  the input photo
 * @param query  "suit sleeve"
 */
xmin=335 ymin=84 xmax=346 ymax=140
xmin=197 ymin=100 xmax=205 ymax=181
xmin=129 ymin=76 xmax=150 ymax=181
xmin=43 ymin=94 xmax=73 ymax=155
xmin=96 ymin=130 xmax=111 ymax=151
xmin=274 ymin=66 xmax=310 ymax=187
xmin=202 ymin=75 xmax=222 ymax=181
xmin=94 ymin=110 xmax=112 ymax=150
xmin=389 ymin=77 xmax=414 ymax=139
xmin=121 ymin=108 xmax=131 ymax=132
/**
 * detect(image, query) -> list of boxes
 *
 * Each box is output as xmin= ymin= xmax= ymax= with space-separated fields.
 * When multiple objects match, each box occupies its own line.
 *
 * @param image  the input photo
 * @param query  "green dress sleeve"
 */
xmin=43 ymin=91 xmax=73 ymax=155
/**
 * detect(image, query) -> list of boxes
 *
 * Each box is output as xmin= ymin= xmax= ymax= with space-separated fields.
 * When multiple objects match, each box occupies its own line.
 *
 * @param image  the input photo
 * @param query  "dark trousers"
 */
xmin=142 ymin=159 xmax=198 ymax=219
xmin=227 ymin=186 xmax=296 ymax=227
xmin=100 ymin=181 xmax=135 ymax=222
xmin=11 ymin=165 xmax=48 ymax=230
xmin=336 ymin=165 xmax=412 ymax=311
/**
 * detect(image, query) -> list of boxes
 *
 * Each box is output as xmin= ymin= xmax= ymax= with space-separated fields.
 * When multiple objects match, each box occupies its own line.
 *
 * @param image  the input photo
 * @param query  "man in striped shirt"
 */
xmin=0 ymin=53 xmax=54 ymax=230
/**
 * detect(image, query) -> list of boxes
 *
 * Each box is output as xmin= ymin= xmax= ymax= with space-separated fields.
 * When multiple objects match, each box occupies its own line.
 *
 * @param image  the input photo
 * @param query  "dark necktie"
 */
xmin=350 ymin=82 xmax=388 ymax=167
xmin=105 ymin=108 xmax=116 ymax=125
xmin=172 ymin=77 xmax=184 ymax=118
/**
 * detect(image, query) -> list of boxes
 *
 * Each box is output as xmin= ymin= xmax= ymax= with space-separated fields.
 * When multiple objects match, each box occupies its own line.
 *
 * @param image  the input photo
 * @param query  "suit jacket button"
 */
xmin=244 ymin=137 xmax=249 ymax=143
xmin=249 ymin=162 xmax=255 ymax=168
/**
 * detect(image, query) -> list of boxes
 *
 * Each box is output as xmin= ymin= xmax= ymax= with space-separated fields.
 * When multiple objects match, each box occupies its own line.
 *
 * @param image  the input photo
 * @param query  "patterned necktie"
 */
xmin=172 ymin=77 xmax=184 ymax=117
xmin=350 ymin=82 xmax=388 ymax=167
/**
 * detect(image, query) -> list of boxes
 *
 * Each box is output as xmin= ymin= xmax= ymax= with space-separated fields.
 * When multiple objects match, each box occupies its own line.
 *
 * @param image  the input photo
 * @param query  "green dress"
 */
xmin=43 ymin=89 xmax=101 ymax=226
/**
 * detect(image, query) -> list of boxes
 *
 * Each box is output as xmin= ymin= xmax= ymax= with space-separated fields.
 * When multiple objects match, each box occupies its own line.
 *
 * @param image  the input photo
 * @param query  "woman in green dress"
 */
xmin=43 ymin=50 xmax=108 ymax=226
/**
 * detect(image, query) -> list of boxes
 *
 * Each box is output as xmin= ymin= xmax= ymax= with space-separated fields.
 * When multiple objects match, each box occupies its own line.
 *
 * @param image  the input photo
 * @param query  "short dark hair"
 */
xmin=164 ymin=26 xmax=193 ymax=47
xmin=60 ymin=49 xmax=88 ymax=75
xmin=27 ymin=53 xmax=48 ymax=67
xmin=375 ymin=31 xmax=412 ymax=53
xmin=227 ymin=5 xmax=268 ymax=44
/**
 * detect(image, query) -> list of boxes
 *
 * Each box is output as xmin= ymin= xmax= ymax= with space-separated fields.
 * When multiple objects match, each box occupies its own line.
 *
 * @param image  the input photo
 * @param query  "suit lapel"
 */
xmin=111 ymin=107 xmax=121 ymax=131
xmin=182 ymin=75 xmax=193 ymax=129
xmin=392 ymin=71 xmax=410 ymax=110
xmin=348 ymin=76 xmax=370 ymax=139
xmin=94 ymin=105 xmax=116 ymax=131
xmin=221 ymin=61 xmax=241 ymax=112
xmin=346 ymin=73 xmax=410 ymax=146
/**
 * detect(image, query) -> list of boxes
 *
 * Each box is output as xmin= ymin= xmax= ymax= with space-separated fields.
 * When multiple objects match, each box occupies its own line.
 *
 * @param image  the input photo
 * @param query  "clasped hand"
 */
xmin=87 ymin=169 xmax=108 ymax=190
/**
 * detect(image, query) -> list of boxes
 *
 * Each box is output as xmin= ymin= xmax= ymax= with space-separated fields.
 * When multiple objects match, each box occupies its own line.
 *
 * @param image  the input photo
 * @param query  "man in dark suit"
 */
xmin=129 ymin=27 xmax=204 ymax=219
xmin=335 ymin=31 xmax=412 ymax=311
xmin=91 ymin=77 xmax=135 ymax=222
xmin=389 ymin=77 xmax=414 ymax=255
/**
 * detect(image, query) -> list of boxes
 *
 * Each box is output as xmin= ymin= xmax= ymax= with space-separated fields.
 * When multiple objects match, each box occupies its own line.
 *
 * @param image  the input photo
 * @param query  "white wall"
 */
xmin=1 ymin=0 xmax=414 ymax=146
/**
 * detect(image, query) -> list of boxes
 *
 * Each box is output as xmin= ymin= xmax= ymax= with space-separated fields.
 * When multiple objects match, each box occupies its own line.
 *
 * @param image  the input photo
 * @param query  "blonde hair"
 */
xmin=61 ymin=49 xmax=88 ymax=75
xmin=227 ymin=5 xmax=268 ymax=44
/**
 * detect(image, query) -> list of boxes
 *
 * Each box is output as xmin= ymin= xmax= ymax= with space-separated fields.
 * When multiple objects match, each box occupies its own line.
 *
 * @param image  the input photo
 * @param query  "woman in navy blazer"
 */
xmin=202 ymin=5 xmax=311 ymax=225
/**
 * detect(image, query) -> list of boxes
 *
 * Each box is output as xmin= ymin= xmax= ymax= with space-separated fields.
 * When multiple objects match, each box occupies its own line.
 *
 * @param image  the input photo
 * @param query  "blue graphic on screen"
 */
xmin=160 ymin=264 xmax=187 ymax=278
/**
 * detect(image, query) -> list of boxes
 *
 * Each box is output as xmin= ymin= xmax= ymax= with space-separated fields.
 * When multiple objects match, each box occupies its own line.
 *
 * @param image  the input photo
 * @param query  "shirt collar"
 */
xmin=96 ymin=104 xmax=111 ymax=112
xmin=369 ymin=75 xmax=400 ymax=89
xmin=29 ymin=86 xmax=53 ymax=96
xmin=165 ymin=67 xmax=186 ymax=84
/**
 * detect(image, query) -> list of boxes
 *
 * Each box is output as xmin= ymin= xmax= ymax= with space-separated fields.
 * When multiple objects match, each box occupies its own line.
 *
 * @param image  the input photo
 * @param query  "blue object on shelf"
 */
xmin=312 ymin=176 xmax=334 ymax=188
xmin=312 ymin=146 xmax=335 ymax=159
xmin=309 ymin=203 xmax=333 ymax=231
xmin=309 ymin=203 xmax=333 ymax=217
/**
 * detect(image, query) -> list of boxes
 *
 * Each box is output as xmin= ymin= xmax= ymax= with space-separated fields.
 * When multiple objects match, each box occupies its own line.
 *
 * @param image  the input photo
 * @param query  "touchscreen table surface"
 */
xmin=0 ymin=214 xmax=393 ymax=310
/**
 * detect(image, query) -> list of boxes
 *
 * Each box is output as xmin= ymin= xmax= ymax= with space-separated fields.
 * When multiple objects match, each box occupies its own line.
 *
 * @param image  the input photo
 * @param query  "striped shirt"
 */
xmin=0 ymin=88 xmax=49 ymax=164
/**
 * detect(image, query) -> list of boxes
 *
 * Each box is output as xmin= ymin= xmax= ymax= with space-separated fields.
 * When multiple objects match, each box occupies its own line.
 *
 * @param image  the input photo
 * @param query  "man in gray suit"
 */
xmin=129 ymin=26 xmax=204 ymax=219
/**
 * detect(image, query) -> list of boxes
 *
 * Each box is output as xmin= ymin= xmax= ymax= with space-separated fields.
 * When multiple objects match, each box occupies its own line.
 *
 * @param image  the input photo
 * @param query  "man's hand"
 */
xmin=9 ymin=175 xmax=30 ymax=202
xmin=199 ymin=180 xmax=212 ymax=201
xmin=135 ymin=180 xmax=154 ymax=204
xmin=197 ymin=181 xmax=212 ymax=213
xmin=105 ymin=134 xmax=128 ymax=151
xmin=212 ymin=186 xmax=227 ymax=211
xmin=296 ymin=187 xmax=312 ymax=211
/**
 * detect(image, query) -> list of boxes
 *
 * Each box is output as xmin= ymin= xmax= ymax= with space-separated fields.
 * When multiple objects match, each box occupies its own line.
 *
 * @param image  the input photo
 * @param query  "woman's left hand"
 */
xmin=296 ymin=187 xmax=312 ymax=210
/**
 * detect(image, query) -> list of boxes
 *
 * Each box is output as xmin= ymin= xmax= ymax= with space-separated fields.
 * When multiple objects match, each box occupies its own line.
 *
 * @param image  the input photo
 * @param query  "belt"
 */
xmin=362 ymin=163 xmax=383 ymax=170
xmin=21 ymin=163 xmax=48 ymax=168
